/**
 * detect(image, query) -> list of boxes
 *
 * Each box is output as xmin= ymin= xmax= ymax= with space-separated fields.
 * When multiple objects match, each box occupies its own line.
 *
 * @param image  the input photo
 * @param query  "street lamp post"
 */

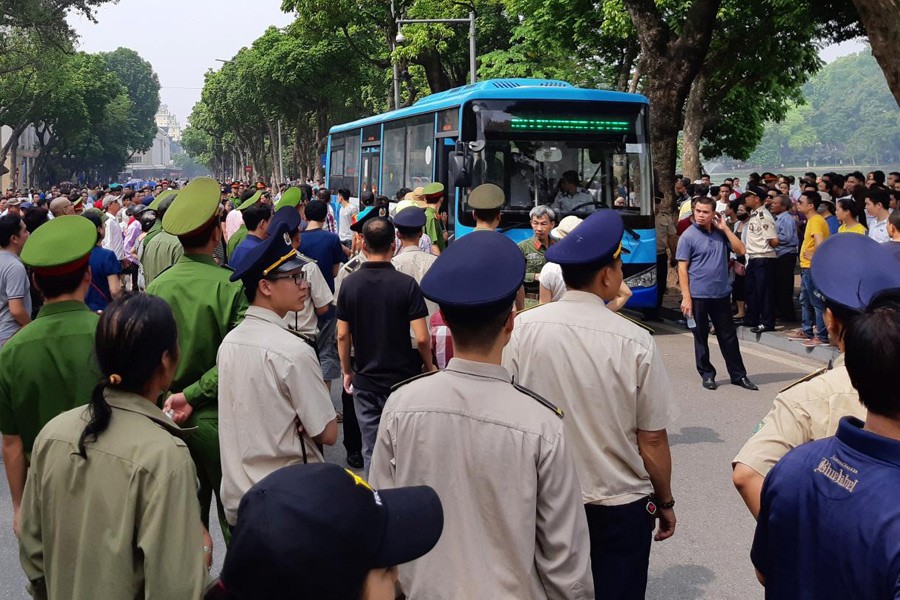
xmin=393 ymin=11 xmax=477 ymax=108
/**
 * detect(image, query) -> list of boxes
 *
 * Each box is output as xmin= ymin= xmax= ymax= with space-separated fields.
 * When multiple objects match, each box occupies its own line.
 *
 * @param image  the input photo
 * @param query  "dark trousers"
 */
xmin=342 ymin=387 xmax=362 ymax=454
xmin=773 ymin=253 xmax=797 ymax=322
xmin=744 ymin=258 xmax=775 ymax=329
xmin=691 ymin=295 xmax=747 ymax=381
xmin=353 ymin=387 xmax=390 ymax=474
xmin=585 ymin=499 xmax=655 ymax=600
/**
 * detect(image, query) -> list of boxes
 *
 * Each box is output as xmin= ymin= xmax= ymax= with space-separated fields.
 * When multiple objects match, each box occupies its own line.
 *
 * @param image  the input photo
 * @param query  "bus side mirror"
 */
xmin=449 ymin=150 xmax=472 ymax=188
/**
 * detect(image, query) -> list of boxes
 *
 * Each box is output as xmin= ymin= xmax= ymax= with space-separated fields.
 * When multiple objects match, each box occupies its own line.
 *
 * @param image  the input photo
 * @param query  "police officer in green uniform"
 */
xmin=468 ymin=183 xmax=504 ymax=231
xmin=273 ymin=186 xmax=303 ymax=213
xmin=147 ymin=177 xmax=248 ymax=541
xmin=226 ymin=191 xmax=263 ymax=263
xmin=422 ymin=182 xmax=446 ymax=255
xmin=141 ymin=191 xmax=182 ymax=285
xmin=0 ymin=216 xmax=100 ymax=536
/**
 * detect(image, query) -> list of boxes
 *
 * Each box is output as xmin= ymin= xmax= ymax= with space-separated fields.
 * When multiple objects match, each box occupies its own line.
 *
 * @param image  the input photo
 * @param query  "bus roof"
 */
xmin=329 ymin=78 xmax=650 ymax=134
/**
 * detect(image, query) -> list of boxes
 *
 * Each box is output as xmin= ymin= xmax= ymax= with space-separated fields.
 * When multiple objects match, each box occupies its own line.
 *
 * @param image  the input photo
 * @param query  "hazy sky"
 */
xmin=70 ymin=2 xmax=867 ymax=128
xmin=69 ymin=0 xmax=294 ymax=127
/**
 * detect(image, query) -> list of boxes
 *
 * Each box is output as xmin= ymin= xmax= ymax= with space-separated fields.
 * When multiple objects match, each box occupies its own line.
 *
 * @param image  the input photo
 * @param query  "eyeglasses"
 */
xmin=268 ymin=272 xmax=307 ymax=286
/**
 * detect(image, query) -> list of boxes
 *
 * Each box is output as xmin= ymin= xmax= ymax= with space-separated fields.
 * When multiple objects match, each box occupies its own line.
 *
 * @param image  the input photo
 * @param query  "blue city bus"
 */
xmin=326 ymin=78 xmax=657 ymax=307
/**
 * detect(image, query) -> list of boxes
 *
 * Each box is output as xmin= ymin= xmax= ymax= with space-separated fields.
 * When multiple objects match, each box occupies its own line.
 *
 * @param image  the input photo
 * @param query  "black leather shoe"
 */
xmin=702 ymin=378 xmax=718 ymax=390
xmin=732 ymin=377 xmax=759 ymax=391
xmin=749 ymin=326 xmax=773 ymax=334
xmin=346 ymin=451 xmax=364 ymax=469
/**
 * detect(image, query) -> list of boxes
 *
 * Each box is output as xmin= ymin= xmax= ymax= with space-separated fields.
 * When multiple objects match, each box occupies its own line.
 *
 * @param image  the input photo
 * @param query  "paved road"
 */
xmin=0 ymin=323 xmax=823 ymax=599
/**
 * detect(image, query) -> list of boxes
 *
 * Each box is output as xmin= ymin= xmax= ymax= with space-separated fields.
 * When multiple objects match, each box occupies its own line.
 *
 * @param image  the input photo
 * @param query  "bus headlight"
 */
xmin=624 ymin=267 xmax=656 ymax=289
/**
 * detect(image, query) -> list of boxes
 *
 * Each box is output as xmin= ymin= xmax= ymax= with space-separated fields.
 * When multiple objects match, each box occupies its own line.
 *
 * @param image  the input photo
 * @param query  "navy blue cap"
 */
xmin=545 ymin=209 xmax=628 ymax=266
xmin=220 ymin=463 xmax=443 ymax=600
xmin=393 ymin=206 xmax=426 ymax=229
xmin=811 ymin=234 xmax=900 ymax=311
xmin=739 ymin=187 xmax=764 ymax=204
xmin=229 ymin=222 xmax=307 ymax=283
xmin=420 ymin=231 xmax=524 ymax=311
xmin=350 ymin=204 xmax=389 ymax=233
xmin=268 ymin=205 xmax=304 ymax=236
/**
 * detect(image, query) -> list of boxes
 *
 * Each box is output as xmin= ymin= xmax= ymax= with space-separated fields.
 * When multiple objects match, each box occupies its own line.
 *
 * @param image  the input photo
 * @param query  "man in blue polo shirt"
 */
xmin=751 ymin=256 xmax=900 ymax=598
xmin=676 ymin=195 xmax=757 ymax=391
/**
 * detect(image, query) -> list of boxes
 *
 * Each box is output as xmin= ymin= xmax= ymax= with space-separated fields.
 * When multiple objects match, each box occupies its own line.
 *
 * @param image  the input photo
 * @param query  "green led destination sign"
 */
xmin=509 ymin=117 xmax=631 ymax=133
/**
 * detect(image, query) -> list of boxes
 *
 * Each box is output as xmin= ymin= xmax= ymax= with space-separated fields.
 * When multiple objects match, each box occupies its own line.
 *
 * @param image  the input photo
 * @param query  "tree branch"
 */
xmin=340 ymin=24 xmax=390 ymax=69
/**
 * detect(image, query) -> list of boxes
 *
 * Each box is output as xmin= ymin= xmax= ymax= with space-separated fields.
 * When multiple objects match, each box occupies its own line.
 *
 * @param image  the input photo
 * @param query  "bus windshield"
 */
xmin=460 ymin=99 xmax=652 ymax=226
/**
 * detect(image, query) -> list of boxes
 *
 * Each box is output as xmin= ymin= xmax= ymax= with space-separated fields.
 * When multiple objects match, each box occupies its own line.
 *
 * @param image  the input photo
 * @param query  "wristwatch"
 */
xmin=650 ymin=494 xmax=675 ymax=509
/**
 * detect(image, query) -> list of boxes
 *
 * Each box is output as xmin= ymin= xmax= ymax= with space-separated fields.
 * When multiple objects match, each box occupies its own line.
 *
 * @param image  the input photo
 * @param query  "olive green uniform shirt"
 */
xmin=141 ymin=229 xmax=184 ymax=286
xmin=517 ymin=237 xmax=552 ymax=285
xmin=424 ymin=207 xmax=445 ymax=253
xmin=0 ymin=301 xmax=100 ymax=455
xmin=146 ymin=254 xmax=247 ymax=408
xmin=19 ymin=389 xmax=208 ymax=600
xmin=226 ymin=225 xmax=248 ymax=263
xmin=142 ymin=219 xmax=163 ymax=247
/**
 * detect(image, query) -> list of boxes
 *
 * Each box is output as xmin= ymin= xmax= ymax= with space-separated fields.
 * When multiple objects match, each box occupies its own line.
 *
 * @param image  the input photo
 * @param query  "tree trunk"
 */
xmin=8 ymin=128 xmax=20 ymax=189
xmin=266 ymin=120 xmax=279 ymax=185
xmin=851 ymin=0 xmax=900 ymax=107
xmin=617 ymin=39 xmax=640 ymax=92
xmin=621 ymin=0 xmax=722 ymax=211
xmin=681 ymin=72 xmax=708 ymax=181
xmin=418 ymin=50 xmax=453 ymax=93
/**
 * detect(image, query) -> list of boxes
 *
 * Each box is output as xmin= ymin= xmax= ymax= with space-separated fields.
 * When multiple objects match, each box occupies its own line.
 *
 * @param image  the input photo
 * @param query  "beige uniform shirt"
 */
xmin=217 ymin=306 xmax=336 ymax=525
xmin=392 ymin=246 xmax=438 ymax=346
xmin=369 ymin=358 xmax=593 ymax=600
xmin=335 ymin=252 xmax=366 ymax=303
xmin=284 ymin=261 xmax=334 ymax=336
xmin=745 ymin=206 xmax=777 ymax=259
xmin=732 ymin=355 xmax=864 ymax=476
xmin=19 ymin=389 xmax=207 ymax=600
xmin=503 ymin=291 xmax=678 ymax=506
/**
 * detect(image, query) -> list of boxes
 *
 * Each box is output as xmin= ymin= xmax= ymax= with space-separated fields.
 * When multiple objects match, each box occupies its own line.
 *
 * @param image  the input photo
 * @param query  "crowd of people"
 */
xmin=0 ymin=169 xmax=897 ymax=599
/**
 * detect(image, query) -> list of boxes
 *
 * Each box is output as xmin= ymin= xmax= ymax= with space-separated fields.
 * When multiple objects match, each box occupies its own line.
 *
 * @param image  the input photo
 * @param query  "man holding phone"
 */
xmin=676 ymin=196 xmax=758 ymax=391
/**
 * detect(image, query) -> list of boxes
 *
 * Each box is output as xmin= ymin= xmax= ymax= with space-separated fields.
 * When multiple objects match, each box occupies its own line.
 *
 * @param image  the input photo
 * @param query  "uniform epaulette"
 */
xmin=512 ymin=382 xmax=564 ymax=419
xmin=341 ymin=256 xmax=363 ymax=274
xmin=779 ymin=364 xmax=830 ymax=394
xmin=390 ymin=369 xmax=439 ymax=392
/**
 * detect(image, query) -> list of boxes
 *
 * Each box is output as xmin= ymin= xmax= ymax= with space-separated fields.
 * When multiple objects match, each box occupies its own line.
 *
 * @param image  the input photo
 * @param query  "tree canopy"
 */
xmin=182 ymin=0 xmax=896 ymax=188
xmin=743 ymin=49 xmax=900 ymax=168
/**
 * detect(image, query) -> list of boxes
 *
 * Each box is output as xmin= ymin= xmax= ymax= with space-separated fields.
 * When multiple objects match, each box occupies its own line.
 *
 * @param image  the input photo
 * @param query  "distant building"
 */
xmin=155 ymin=104 xmax=182 ymax=143
xmin=123 ymin=128 xmax=180 ymax=180
xmin=0 ymin=125 xmax=43 ymax=191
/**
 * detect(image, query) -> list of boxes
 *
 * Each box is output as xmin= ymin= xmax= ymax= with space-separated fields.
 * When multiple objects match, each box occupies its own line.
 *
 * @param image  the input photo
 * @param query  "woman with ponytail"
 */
xmin=18 ymin=293 xmax=211 ymax=599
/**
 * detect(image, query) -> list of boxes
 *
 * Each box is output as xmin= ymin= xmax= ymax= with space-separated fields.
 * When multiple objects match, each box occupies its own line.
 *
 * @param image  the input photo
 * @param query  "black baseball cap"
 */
xmin=217 ymin=463 xmax=443 ymax=599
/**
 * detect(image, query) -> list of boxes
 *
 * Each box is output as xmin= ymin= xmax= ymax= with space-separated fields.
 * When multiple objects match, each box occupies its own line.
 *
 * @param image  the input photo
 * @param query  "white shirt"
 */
xmin=538 ymin=262 xmax=566 ymax=302
xmin=503 ymin=291 xmax=678 ymax=506
xmin=869 ymin=216 xmax=890 ymax=243
xmin=338 ymin=203 xmax=358 ymax=242
xmin=218 ymin=306 xmax=336 ymax=525
xmin=103 ymin=212 xmax=125 ymax=260
xmin=283 ymin=261 xmax=333 ymax=336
